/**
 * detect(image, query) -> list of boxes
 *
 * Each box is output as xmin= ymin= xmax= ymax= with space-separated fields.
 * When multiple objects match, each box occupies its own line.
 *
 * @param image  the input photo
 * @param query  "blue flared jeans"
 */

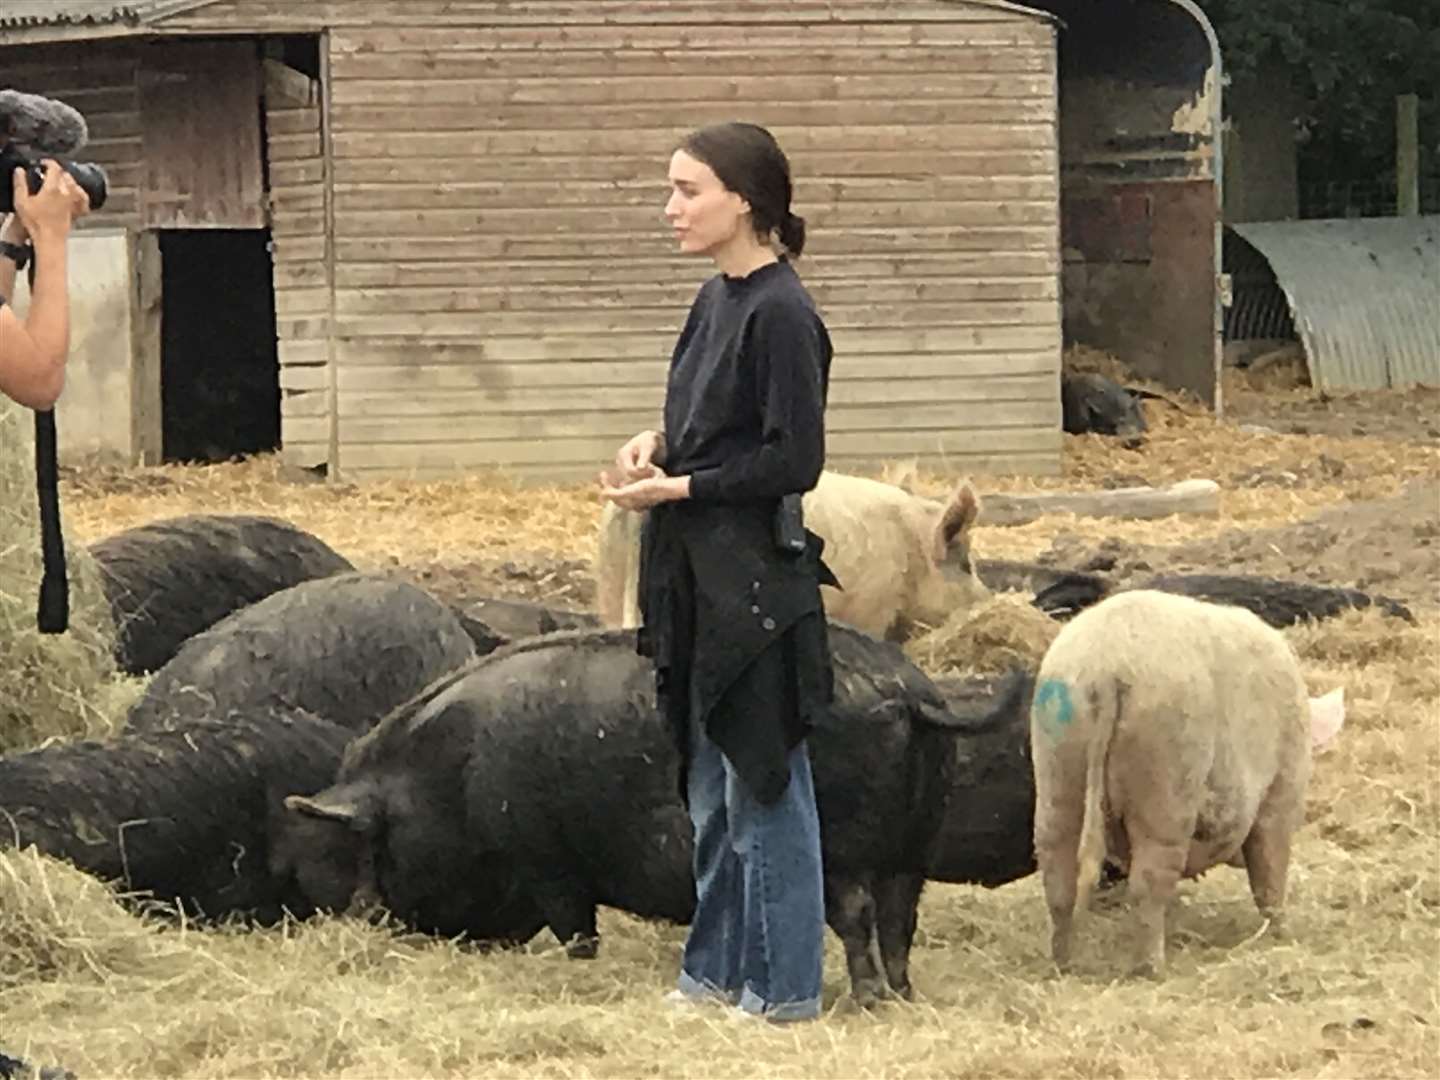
xmin=675 ymin=710 xmax=826 ymax=1021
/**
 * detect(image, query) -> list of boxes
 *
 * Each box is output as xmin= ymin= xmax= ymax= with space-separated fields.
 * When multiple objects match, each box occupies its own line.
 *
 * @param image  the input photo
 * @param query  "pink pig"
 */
xmin=1030 ymin=589 xmax=1337 ymax=977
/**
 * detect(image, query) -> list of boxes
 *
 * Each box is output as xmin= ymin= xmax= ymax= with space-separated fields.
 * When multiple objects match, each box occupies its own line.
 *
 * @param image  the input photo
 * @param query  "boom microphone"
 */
xmin=0 ymin=88 xmax=107 ymax=214
xmin=0 ymin=88 xmax=89 ymax=155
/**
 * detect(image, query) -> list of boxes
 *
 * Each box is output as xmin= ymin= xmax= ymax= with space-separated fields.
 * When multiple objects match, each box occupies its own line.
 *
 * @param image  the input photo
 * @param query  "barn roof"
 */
xmin=0 ymin=0 xmax=211 ymax=33
xmin=4 ymin=0 xmax=1056 ymax=42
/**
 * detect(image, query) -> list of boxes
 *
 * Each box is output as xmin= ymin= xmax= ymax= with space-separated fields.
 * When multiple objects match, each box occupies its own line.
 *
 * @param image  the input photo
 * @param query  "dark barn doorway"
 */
xmin=160 ymin=229 xmax=281 ymax=463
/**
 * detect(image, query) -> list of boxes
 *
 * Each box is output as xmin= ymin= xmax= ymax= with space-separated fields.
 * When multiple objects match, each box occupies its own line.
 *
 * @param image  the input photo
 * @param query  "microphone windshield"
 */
xmin=0 ymin=89 xmax=89 ymax=156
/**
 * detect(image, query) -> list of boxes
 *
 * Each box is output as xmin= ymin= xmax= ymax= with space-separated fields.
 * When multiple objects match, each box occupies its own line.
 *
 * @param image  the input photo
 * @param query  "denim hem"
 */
xmin=676 ymin=970 xmax=740 ymax=1006
xmin=737 ymin=985 xmax=822 ymax=1023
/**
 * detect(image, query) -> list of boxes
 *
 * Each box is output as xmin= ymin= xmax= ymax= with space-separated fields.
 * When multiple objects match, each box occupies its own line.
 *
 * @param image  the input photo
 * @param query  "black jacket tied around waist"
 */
xmin=638 ymin=499 xmax=836 ymax=806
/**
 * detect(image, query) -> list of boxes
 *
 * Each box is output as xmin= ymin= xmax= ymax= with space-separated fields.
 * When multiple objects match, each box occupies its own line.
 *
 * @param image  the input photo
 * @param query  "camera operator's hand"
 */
xmin=14 ymin=160 xmax=90 ymax=240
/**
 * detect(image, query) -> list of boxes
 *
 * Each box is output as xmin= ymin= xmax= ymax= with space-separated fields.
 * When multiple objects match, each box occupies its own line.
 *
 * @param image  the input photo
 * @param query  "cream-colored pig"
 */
xmin=593 ymin=470 xmax=989 ymax=641
xmin=1030 ymin=590 xmax=1316 ymax=978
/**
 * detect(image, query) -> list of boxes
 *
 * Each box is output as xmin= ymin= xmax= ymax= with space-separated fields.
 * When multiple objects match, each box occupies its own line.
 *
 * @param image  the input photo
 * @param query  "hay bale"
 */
xmin=0 ymin=846 xmax=166 ymax=989
xmin=1062 ymin=344 xmax=1137 ymax=384
xmin=1237 ymin=341 xmax=1311 ymax=391
xmin=0 ymin=401 xmax=133 ymax=754
xmin=905 ymin=593 xmax=1060 ymax=678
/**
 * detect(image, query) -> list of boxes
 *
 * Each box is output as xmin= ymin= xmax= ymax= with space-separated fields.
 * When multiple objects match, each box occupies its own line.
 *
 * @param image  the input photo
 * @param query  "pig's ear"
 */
xmin=286 ymin=791 xmax=368 ymax=827
xmin=932 ymin=480 xmax=981 ymax=561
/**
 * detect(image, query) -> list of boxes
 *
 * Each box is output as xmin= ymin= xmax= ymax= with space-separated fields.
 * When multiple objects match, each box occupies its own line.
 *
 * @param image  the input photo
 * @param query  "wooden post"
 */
xmin=1397 ymin=94 xmax=1420 ymax=217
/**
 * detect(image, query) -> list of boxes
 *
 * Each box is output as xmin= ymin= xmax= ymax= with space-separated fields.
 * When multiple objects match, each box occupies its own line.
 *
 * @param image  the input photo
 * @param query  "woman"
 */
xmin=599 ymin=122 xmax=835 ymax=1023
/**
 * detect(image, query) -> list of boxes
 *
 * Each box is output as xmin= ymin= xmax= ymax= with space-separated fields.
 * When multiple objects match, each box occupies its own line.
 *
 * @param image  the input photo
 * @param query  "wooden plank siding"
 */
xmin=153 ymin=0 xmax=1063 ymax=480
xmin=263 ymin=62 xmax=331 ymax=469
xmin=0 ymin=45 xmax=145 ymax=230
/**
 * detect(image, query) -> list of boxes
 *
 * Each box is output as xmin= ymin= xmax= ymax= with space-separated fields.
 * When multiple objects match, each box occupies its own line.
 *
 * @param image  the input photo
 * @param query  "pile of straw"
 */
xmin=905 ymin=593 xmax=1061 ymax=678
xmin=0 ymin=402 xmax=137 ymax=753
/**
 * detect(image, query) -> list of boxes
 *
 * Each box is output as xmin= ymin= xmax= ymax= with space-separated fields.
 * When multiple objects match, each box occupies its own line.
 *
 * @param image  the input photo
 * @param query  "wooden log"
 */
xmin=978 ymin=479 xmax=1220 ymax=527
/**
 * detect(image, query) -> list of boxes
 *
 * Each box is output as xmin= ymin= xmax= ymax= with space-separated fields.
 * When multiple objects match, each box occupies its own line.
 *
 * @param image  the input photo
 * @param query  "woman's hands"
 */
xmin=614 ymin=429 xmax=666 ymax=481
xmin=600 ymin=429 xmax=689 ymax=511
xmin=600 ymin=471 xmax=691 ymax=511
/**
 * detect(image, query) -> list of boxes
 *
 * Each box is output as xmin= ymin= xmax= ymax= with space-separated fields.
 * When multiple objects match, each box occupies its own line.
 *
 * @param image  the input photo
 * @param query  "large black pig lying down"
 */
xmin=0 ymin=707 xmax=352 ymax=923
xmin=1060 ymin=372 xmax=1151 ymax=443
xmin=89 ymin=514 xmax=355 ymax=676
xmin=126 ymin=573 xmax=477 ymax=734
xmin=87 ymin=509 xmax=582 ymax=668
xmin=1030 ymin=569 xmax=1414 ymax=626
xmin=0 ymin=582 xmax=561 ymax=927
xmin=279 ymin=625 xmax=1030 ymax=1007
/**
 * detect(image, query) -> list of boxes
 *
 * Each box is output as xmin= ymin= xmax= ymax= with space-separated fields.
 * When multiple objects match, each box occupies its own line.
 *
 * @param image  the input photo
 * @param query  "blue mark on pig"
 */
xmin=1033 ymin=678 xmax=1075 ymax=739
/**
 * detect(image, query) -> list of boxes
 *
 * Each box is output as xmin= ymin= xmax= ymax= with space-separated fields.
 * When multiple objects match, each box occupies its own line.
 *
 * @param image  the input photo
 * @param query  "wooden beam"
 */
xmin=264 ymin=58 xmax=318 ymax=108
xmin=977 ymin=479 xmax=1221 ymax=527
xmin=1397 ymin=94 xmax=1420 ymax=217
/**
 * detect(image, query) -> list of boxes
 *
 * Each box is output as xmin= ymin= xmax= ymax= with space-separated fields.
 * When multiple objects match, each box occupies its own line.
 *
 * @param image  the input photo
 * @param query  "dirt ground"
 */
xmin=3 ymin=377 xmax=1438 ymax=1079
xmin=1225 ymin=377 xmax=1440 ymax=442
xmin=1037 ymin=476 xmax=1440 ymax=608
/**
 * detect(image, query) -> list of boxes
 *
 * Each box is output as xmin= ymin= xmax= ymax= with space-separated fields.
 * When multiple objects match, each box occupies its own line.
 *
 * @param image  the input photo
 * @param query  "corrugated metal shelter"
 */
xmin=3 ymin=0 xmax=1066 ymax=481
xmin=1228 ymin=217 xmax=1440 ymax=391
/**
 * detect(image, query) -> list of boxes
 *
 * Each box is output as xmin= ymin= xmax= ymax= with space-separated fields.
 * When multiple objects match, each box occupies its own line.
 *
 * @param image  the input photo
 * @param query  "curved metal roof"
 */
xmin=1230 ymin=217 xmax=1440 ymax=390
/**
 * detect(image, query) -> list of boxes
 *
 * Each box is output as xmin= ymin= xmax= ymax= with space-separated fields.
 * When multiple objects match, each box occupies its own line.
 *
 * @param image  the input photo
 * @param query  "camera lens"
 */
xmin=22 ymin=160 xmax=109 ymax=212
xmin=66 ymin=162 xmax=108 ymax=212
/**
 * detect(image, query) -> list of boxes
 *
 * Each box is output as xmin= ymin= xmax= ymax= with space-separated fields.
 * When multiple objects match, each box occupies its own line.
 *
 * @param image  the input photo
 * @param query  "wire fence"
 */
xmin=1299 ymin=177 xmax=1440 ymax=219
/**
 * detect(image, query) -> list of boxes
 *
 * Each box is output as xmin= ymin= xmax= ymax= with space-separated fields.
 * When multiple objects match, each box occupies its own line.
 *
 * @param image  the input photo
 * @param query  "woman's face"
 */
xmin=664 ymin=149 xmax=749 ymax=257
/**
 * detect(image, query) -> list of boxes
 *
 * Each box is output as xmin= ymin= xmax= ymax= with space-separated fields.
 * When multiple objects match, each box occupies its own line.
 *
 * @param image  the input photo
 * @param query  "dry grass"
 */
xmin=56 ymin=457 xmax=602 ymax=573
xmin=0 ymin=401 xmax=140 ymax=754
xmin=3 ymin=381 xmax=1438 ymax=1078
xmin=962 ymin=391 xmax=1436 ymax=564
xmin=51 ymin=400 xmax=1438 ymax=577
xmin=3 ymin=608 xmax=1435 ymax=1078
xmin=905 ymin=593 xmax=1061 ymax=677
xmin=1227 ymin=346 xmax=1312 ymax=394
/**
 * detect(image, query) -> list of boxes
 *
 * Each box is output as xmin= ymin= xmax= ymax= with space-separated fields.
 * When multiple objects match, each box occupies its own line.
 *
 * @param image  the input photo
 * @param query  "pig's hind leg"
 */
xmin=1123 ymin=814 xmax=1189 ymax=979
xmin=824 ymin=873 xmax=888 ymax=1008
xmin=873 ymin=871 xmax=925 ymax=1001
xmin=1241 ymin=805 xmax=1296 ymax=941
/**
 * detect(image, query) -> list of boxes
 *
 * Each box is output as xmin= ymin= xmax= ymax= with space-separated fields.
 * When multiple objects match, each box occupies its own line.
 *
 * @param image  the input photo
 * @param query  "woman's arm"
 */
xmin=0 ymin=214 xmax=25 ymax=299
xmin=687 ymin=301 xmax=829 ymax=503
xmin=0 ymin=235 xmax=70 ymax=410
xmin=0 ymin=164 xmax=89 ymax=410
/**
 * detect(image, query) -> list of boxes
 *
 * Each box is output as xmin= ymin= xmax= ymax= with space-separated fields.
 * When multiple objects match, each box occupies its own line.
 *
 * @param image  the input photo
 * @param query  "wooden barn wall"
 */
xmin=262 ymin=64 xmax=332 ymax=470
xmin=0 ymin=43 xmax=145 ymax=231
xmin=159 ymin=0 xmax=1063 ymax=480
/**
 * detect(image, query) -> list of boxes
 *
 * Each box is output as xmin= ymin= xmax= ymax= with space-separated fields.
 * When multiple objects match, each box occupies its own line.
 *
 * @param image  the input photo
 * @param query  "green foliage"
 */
xmin=1198 ymin=0 xmax=1438 ymax=185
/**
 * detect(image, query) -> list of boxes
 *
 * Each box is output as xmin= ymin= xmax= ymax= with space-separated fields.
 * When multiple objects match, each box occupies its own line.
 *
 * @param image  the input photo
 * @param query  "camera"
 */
xmin=0 ymin=141 xmax=107 ymax=214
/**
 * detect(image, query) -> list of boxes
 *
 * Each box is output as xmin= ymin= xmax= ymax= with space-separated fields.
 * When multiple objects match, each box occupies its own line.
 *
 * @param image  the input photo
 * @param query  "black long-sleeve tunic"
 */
xmin=638 ymin=258 xmax=837 ymax=806
xmin=662 ymin=259 xmax=830 ymax=501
